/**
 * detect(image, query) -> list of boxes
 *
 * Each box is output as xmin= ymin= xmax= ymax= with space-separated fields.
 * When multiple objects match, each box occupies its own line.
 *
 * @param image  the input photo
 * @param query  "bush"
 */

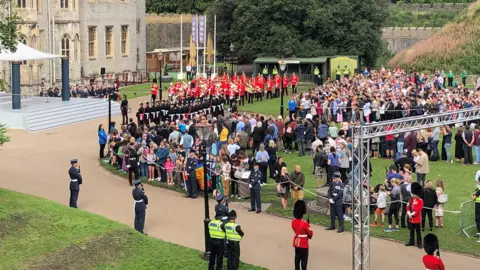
xmin=386 ymin=8 xmax=458 ymax=27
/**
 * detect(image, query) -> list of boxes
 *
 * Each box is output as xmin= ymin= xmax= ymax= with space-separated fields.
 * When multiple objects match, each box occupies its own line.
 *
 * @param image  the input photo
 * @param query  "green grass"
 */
xmin=0 ymin=188 xmax=264 ymax=270
xmin=120 ymin=83 xmax=152 ymax=99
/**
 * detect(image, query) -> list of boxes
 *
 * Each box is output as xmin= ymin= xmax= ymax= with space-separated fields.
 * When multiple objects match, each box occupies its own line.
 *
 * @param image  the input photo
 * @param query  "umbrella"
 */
xmin=189 ymin=36 xmax=196 ymax=66
xmin=206 ymin=34 xmax=213 ymax=64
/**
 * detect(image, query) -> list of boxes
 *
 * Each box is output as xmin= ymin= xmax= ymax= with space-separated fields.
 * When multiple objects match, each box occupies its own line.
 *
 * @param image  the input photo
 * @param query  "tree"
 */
xmin=224 ymin=0 xmax=388 ymax=65
xmin=0 ymin=0 xmax=18 ymax=53
xmin=146 ymin=0 xmax=214 ymax=14
xmin=0 ymin=124 xmax=9 ymax=146
xmin=206 ymin=0 xmax=237 ymax=56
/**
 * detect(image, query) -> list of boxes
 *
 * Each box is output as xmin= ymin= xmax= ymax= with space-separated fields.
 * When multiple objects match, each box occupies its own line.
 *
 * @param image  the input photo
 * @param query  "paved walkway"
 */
xmin=0 ymin=97 xmax=478 ymax=270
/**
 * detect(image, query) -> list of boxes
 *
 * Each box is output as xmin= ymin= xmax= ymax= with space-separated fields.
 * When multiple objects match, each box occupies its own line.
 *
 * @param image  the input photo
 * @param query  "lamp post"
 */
xmin=196 ymin=123 xmax=213 ymax=259
xmin=279 ymin=60 xmax=287 ymax=118
xmin=229 ymin=43 xmax=235 ymax=76
xmin=158 ymin=53 xmax=164 ymax=101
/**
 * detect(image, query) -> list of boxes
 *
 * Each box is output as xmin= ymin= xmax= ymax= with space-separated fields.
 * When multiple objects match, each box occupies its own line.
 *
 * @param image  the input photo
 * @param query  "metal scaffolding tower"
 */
xmin=351 ymin=107 xmax=480 ymax=270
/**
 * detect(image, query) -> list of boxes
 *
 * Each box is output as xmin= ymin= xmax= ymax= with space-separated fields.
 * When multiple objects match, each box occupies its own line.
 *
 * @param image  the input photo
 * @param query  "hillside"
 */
xmin=389 ymin=1 xmax=480 ymax=72
xmin=0 ymin=188 xmax=263 ymax=270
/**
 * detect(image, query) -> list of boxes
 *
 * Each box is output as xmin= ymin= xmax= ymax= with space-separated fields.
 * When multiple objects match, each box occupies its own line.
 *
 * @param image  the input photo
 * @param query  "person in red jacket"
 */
xmin=406 ymin=182 xmax=424 ymax=248
xmin=283 ymin=73 xmax=290 ymax=96
xmin=274 ymin=74 xmax=281 ymax=98
xmin=292 ymin=200 xmax=313 ymax=270
xmin=291 ymin=73 xmax=299 ymax=94
xmin=238 ymin=81 xmax=245 ymax=106
xmin=150 ymin=82 xmax=159 ymax=104
xmin=266 ymin=76 xmax=273 ymax=99
xmin=422 ymin=233 xmax=445 ymax=270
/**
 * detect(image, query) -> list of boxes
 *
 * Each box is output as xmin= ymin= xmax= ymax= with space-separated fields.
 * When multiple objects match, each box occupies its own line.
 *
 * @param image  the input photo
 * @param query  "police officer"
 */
xmin=335 ymin=66 xmax=341 ymax=81
xmin=68 ymin=159 xmax=82 ymax=208
xmin=248 ymin=162 xmax=262 ymax=214
xmin=208 ymin=210 xmax=226 ymax=270
xmin=313 ymin=66 xmax=320 ymax=86
xmin=185 ymin=151 xmax=198 ymax=198
xmin=343 ymin=65 xmax=350 ymax=79
xmin=125 ymin=142 xmax=139 ymax=186
xmin=132 ymin=179 xmax=148 ymax=234
xmin=223 ymin=210 xmax=244 ymax=270
xmin=262 ymin=65 xmax=269 ymax=80
xmin=326 ymin=171 xmax=344 ymax=233
xmin=215 ymin=194 xmax=229 ymax=223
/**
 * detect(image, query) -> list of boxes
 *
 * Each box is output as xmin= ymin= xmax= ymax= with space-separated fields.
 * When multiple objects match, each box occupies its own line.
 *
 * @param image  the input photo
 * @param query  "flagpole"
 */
xmin=213 ymin=14 xmax=217 ymax=78
xmin=203 ymin=15 xmax=207 ymax=78
xmin=179 ymin=14 xmax=184 ymax=80
xmin=196 ymin=14 xmax=199 ymax=79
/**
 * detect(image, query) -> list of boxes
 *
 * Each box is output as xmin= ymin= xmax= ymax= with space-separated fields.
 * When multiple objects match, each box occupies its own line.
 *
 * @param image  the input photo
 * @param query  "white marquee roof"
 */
xmin=0 ymin=42 xmax=62 ymax=61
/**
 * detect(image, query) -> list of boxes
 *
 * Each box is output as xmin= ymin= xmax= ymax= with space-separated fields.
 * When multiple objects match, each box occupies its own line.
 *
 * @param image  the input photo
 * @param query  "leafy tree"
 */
xmin=146 ymin=0 xmax=214 ymax=14
xmin=206 ymin=0 xmax=238 ymax=56
xmin=227 ymin=0 xmax=388 ymax=66
xmin=0 ymin=124 xmax=9 ymax=146
xmin=0 ymin=0 xmax=18 ymax=53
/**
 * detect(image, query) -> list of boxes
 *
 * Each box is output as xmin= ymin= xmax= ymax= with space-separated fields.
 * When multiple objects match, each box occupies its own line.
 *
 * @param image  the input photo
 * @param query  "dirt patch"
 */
xmin=25 ymin=229 xmax=133 ymax=270
xmin=0 ymin=213 xmax=36 ymax=239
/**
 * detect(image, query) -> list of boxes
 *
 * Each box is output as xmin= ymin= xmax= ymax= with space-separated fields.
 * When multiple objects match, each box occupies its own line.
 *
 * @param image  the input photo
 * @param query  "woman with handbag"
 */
xmin=279 ymin=167 xmax=291 ymax=210
xmin=273 ymin=157 xmax=287 ymax=185
xmin=435 ymin=179 xmax=446 ymax=228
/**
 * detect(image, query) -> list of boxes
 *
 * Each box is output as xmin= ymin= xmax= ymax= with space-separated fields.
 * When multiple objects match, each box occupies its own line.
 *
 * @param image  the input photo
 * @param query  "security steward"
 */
xmin=132 ymin=179 xmax=148 ymax=234
xmin=68 ymin=158 xmax=82 ymax=208
xmin=223 ymin=210 xmax=244 ymax=270
xmin=343 ymin=65 xmax=350 ymax=79
xmin=335 ymin=66 xmax=341 ymax=81
xmin=326 ymin=171 xmax=345 ymax=233
xmin=313 ymin=66 xmax=320 ymax=86
xmin=262 ymin=65 xmax=269 ymax=80
xmin=292 ymin=200 xmax=313 ymax=270
xmin=125 ymin=142 xmax=139 ymax=186
xmin=208 ymin=210 xmax=226 ymax=270
xmin=472 ymin=178 xmax=480 ymax=240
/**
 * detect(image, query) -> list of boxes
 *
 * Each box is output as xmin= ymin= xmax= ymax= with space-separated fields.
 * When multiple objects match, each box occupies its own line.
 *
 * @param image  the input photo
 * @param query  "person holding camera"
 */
xmin=422 ymin=233 xmax=445 ymax=270
xmin=132 ymin=179 xmax=148 ymax=235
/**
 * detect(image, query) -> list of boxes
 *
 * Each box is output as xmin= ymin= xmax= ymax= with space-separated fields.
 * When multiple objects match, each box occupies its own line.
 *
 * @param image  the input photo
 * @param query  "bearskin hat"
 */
xmin=293 ymin=200 xmax=307 ymax=219
xmin=423 ymin=233 xmax=439 ymax=255
xmin=411 ymin=182 xmax=422 ymax=196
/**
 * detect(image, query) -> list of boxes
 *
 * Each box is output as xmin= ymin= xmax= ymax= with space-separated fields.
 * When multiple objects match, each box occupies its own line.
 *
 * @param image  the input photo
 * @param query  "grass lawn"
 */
xmin=0 ymin=188 xmax=264 ymax=270
xmin=120 ymin=83 xmax=152 ymax=99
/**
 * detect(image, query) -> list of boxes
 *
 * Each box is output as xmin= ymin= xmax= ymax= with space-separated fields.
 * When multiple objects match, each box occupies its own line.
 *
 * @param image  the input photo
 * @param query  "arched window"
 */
xmin=73 ymin=34 xmax=79 ymax=62
xmin=61 ymin=35 xmax=70 ymax=58
xmin=17 ymin=0 xmax=26 ymax=8
xmin=18 ymin=35 xmax=27 ymax=65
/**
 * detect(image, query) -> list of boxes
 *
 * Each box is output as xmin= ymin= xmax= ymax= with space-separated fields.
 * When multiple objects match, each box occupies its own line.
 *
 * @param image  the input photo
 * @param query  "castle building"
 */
xmin=0 ymin=0 xmax=146 ymax=93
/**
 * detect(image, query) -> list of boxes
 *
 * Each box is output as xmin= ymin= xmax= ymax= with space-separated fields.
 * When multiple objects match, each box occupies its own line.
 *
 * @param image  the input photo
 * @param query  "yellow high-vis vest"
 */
xmin=209 ymin=220 xmax=226 ymax=239
xmin=225 ymin=222 xmax=242 ymax=241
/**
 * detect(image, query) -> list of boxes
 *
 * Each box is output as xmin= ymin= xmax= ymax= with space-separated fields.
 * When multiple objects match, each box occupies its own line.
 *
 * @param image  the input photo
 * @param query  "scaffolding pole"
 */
xmin=351 ymin=106 xmax=480 ymax=270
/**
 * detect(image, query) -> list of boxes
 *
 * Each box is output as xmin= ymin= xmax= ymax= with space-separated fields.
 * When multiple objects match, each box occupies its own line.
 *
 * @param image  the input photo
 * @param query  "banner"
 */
xmin=192 ymin=15 xmax=197 ymax=43
xmin=199 ymin=15 xmax=205 ymax=45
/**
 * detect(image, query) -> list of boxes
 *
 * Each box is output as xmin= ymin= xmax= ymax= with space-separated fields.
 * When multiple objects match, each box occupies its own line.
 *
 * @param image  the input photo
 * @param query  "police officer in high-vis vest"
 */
xmin=262 ymin=65 xmax=269 ymax=79
xmin=335 ymin=66 xmax=341 ymax=81
xmin=313 ymin=66 xmax=320 ymax=86
xmin=68 ymin=159 xmax=82 ymax=208
xmin=472 ymin=178 xmax=480 ymax=240
xmin=223 ymin=210 xmax=244 ymax=270
xmin=272 ymin=66 xmax=278 ymax=77
xmin=208 ymin=211 xmax=226 ymax=270
xmin=343 ymin=65 xmax=350 ymax=79
xmin=132 ymin=179 xmax=148 ymax=234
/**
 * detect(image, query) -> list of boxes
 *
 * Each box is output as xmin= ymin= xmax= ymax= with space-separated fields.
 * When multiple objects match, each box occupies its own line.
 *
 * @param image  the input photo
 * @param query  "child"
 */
xmin=371 ymin=185 xmax=387 ymax=227
xmin=173 ymin=155 xmax=185 ymax=186
xmin=146 ymin=148 xmax=156 ymax=181
xmin=164 ymin=156 xmax=174 ymax=186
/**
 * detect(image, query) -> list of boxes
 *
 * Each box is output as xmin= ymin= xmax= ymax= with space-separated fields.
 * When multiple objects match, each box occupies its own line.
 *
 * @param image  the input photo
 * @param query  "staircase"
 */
xmin=25 ymin=98 xmax=121 ymax=132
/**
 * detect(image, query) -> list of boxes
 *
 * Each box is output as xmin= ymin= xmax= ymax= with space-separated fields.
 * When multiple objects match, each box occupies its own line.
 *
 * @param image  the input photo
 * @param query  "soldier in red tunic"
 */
xmin=292 ymin=200 xmax=313 ymax=270
xmin=266 ymin=76 xmax=273 ymax=99
xmin=283 ymin=74 xmax=290 ymax=96
xmin=406 ymin=182 xmax=424 ymax=249
xmin=150 ymin=82 xmax=159 ymax=104
xmin=274 ymin=74 xmax=281 ymax=98
xmin=291 ymin=72 xmax=299 ymax=94
xmin=422 ymin=233 xmax=445 ymax=270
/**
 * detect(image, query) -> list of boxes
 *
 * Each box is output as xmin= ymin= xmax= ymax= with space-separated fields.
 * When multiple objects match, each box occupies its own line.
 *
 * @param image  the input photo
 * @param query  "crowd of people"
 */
xmin=98 ymin=66 xmax=480 ymax=269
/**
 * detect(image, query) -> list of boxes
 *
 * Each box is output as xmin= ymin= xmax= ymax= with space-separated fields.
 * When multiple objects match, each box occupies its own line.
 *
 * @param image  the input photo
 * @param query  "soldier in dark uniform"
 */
xmin=185 ymin=151 xmax=198 ymax=198
xmin=132 ymin=179 xmax=148 ymax=234
xmin=248 ymin=162 xmax=262 ymax=214
xmin=215 ymin=194 xmax=229 ymax=224
xmin=144 ymin=102 xmax=151 ymax=127
xmin=125 ymin=142 xmax=140 ymax=186
xmin=326 ymin=171 xmax=345 ymax=233
xmin=68 ymin=159 xmax=83 ymax=208
xmin=120 ymin=95 xmax=129 ymax=125
xmin=136 ymin=103 xmax=145 ymax=127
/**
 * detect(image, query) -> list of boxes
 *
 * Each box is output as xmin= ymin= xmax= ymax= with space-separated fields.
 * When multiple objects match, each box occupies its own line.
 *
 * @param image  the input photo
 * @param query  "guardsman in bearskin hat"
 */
xmin=422 ymin=233 xmax=445 ymax=270
xmin=292 ymin=200 xmax=313 ymax=270
xmin=405 ymin=182 xmax=424 ymax=248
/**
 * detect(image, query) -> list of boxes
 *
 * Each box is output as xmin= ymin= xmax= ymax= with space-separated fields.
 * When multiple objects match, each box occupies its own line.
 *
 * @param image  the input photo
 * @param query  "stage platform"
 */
xmin=0 ymin=93 xmax=121 ymax=132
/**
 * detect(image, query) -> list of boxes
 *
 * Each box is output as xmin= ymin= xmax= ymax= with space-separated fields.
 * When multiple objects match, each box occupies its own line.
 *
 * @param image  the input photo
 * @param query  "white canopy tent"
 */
xmin=0 ymin=42 xmax=61 ymax=61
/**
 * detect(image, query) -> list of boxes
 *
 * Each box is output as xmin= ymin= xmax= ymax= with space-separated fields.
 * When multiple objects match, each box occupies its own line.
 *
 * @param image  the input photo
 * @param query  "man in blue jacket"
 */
xmin=288 ymin=96 xmax=297 ymax=120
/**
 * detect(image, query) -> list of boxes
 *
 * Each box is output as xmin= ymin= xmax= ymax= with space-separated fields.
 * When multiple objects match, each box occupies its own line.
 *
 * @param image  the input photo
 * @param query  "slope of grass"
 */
xmin=389 ymin=1 xmax=480 ymax=73
xmin=0 ymin=188 xmax=264 ymax=270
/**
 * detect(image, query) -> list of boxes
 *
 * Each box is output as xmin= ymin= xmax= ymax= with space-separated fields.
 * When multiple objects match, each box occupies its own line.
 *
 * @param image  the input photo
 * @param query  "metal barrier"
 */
xmin=457 ymin=200 xmax=476 ymax=238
